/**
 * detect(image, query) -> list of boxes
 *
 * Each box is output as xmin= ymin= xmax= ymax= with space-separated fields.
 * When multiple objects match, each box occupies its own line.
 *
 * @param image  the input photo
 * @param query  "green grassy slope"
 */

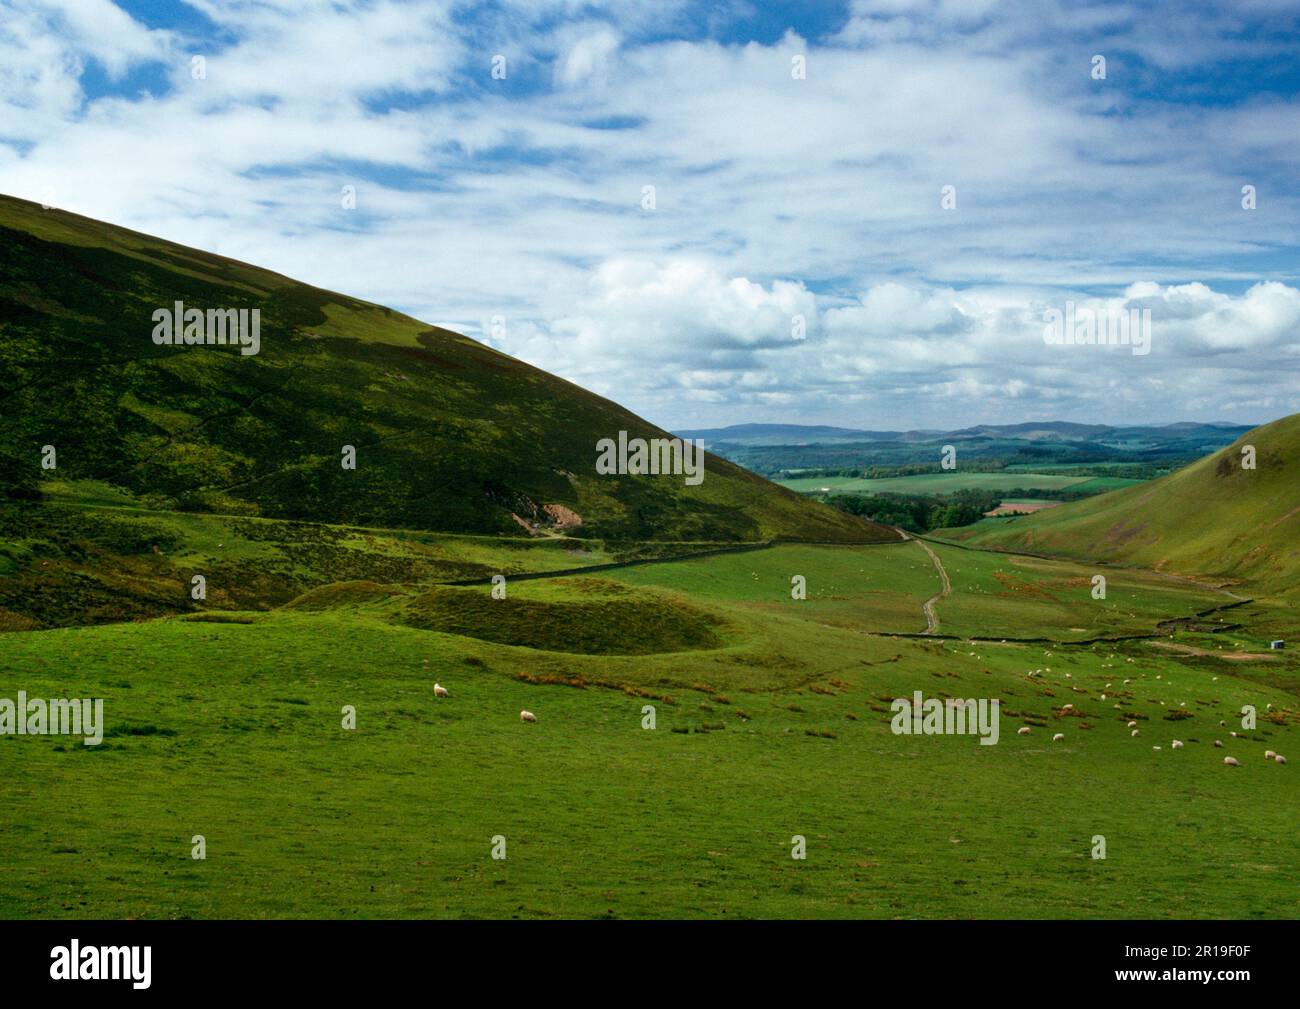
xmin=950 ymin=414 xmax=1300 ymax=593
xmin=0 ymin=193 xmax=890 ymax=545
xmin=2 ymin=542 xmax=1296 ymax=919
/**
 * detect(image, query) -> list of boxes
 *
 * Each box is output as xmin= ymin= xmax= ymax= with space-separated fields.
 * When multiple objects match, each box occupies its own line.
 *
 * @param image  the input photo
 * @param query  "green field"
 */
xmin=3 ymin=530 xmax=1297 ymax=919
xmin=778 ymin=472 xmax=1142 ymax=496
xmin=926 ymin=542 xmax=1231 ymax=640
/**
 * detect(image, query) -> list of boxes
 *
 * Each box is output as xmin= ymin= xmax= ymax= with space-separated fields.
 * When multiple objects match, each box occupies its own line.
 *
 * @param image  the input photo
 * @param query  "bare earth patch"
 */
xmin=1148 ymin=640 xmax=1277 ymax=662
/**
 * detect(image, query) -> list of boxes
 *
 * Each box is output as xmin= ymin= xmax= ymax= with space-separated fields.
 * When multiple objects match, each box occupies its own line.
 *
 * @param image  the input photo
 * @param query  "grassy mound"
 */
xmin=281 ymin=580 xmax=407 ymax=611
xmin=399 ymin=578 xmax=724 ymax=655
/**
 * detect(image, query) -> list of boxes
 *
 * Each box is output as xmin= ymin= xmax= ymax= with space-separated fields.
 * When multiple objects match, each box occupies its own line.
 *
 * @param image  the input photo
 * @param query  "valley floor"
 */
xmin=2 ymin=526 xmax=1298 ymax=919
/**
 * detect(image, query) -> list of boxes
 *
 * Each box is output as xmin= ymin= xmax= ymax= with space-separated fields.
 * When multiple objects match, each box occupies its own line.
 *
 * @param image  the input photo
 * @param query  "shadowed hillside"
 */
xmin=0 ymin=194 xmax=892 ymax=545
xmin=951 ymin=413 xmax=1300 ymax=593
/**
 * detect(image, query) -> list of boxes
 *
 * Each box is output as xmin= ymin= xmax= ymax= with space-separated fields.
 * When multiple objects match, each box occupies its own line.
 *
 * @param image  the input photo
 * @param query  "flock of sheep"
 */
xmin=1015 ymin=665 xmax=1288 ymax=768
xmin=429 ymin=658 xmax=1287 ymax=761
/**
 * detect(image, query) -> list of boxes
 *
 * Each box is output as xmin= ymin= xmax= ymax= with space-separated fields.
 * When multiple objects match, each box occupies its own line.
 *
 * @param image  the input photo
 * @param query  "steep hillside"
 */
xmin=952 ymin=413 xmax=1300 ymax=592
xmin=0 ymin=194 xmax=890 ymax=544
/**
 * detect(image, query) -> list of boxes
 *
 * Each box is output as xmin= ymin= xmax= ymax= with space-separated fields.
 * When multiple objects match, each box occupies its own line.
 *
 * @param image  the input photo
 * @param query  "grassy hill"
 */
xmin=950 ymin=414 xmax=1300 ymax=593
xmin=0 ymin=194 xmax=888 ymax=545
xmin=4 ymin=540 xmax=1296 ymax=919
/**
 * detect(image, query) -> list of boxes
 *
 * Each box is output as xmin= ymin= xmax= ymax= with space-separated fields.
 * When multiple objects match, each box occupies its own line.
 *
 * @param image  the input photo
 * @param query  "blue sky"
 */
xmin=2 ymin=0 xmax=1298 ymax=430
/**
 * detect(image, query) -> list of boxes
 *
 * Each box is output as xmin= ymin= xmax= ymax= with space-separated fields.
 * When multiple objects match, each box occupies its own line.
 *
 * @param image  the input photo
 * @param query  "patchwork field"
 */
xmin=3 ymin=533 xmax=1297 ymax=920
xmin=778 ymin=472 xmax=1142 ymax=496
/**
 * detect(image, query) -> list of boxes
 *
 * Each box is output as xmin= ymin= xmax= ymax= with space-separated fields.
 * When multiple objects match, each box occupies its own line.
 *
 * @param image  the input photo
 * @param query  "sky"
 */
xmin=1 ymin=0 xmax=1298 ymax=432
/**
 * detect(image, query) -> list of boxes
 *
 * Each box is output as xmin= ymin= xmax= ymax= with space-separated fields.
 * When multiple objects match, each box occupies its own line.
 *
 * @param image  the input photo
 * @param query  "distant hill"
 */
xmin=0 ymin=194 xmax=890 ymax=544
xmin=675 ymin=423 xmax=909 ymax=445
xmin=688 ymin=421 xmax=1254 ymax=477
xmin=951 ymin=413 xmax=1300 ymax=593
xmin=679 ymin=420 xmax=1253 ymax=447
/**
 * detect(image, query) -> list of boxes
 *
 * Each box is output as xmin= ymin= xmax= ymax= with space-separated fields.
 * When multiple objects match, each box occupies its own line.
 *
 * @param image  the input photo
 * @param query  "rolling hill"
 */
xmin=690 ymin=421 xmax=1252 ymax=478
xmin=950 ymin=413 xmax=1300 ymax=593
xmin=0 ymin=193 xmax=890 ymax=546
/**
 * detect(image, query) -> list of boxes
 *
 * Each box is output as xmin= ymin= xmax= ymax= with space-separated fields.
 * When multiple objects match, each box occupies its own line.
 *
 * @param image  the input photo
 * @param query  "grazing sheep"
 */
xmin=1265 ymin=750 xmax=1276 ymax=760
xmin=433 ymin=683 xmax=449 ymax=698
xmin=1171 ymin=740 xmax=1183 ymax=749
xmin=1061 ymin=703 xmax=1073 ymax=711
xmin=1223 ymin=756 xmax=1240 ymax=766
xmin=1053 ymin=733 xmax=1064 ymax=741
xmin=1214 ymin=740 xmax=1223 ymax=747
xmin=1131 ymin=729 xmax=1140 ymax=737
xmin=520 ymin=710 xmax=537 ymax=723
xmin=1017 ymin=726 xmax=1031 ymax=736
xmin=1127 ymin=720 xmax=1138 ymax=728
xmin=1275 ymin=755 xmax=1287 ymax=765
xmin=1153 ymin=746 xmax=1162 ymax=751
xmin=1230 ymin=731 xmax=1239 ymax=737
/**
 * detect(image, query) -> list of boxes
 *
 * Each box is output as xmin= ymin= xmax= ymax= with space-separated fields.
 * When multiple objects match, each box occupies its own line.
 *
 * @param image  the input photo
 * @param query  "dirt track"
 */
xmin=894 ymin=527 xmax=951 ymax=634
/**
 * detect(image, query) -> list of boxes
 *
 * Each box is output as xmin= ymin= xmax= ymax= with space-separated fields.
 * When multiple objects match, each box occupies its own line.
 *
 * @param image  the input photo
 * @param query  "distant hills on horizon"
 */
xmin=675 ymin=421 xmax=1256 ymax=447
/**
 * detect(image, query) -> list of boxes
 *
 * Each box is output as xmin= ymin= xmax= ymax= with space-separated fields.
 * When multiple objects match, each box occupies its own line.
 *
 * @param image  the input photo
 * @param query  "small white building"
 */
xmin=1270 ymin=640 xmax=1285 ymax=650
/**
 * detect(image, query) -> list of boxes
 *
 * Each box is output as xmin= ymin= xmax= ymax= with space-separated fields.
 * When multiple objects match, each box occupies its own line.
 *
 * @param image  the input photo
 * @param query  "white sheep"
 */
xmin=1223 ymin=756 xmax=1240 ymax=766
xmin=1061 ymin=703 xmax=1074 ymax=711
xmin=1171 ymin=740 xmax=1183 ymax=749
xmin=1131 ymin=729 xmax=1140 ymax=737
xmin=1275 ymin=755 xmax=1287 ymax=765
xmin=1127 ymin=720 xmax=1138 ymax=728
xmin=1017 ymin=726 xmax=1031 ymax=736
xmin=1052 ymin=733 xmax=1064 ymax=741
xmin=520 ymin=710 xmax=537 ymax=723
xmin=433 ymin=683 xmax=449 ymax=698
xmin=1213 ymin=739 xmax=1222 ymax=747
xmin=1265 ymin=750 xmax=1276 ymax=760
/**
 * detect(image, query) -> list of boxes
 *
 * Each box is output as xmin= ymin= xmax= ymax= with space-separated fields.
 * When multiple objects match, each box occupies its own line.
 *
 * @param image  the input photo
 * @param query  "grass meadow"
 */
xmin=3 ymin=540 xmax=1297 ymax=919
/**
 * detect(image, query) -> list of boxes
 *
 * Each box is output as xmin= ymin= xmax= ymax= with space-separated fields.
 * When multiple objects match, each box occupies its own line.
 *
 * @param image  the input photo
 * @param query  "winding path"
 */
xmin=893 ymin=527 xmax=951 ymax=634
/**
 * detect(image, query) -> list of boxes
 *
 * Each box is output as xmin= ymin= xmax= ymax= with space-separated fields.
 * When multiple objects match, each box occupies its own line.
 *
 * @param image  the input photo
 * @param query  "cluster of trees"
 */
xmin=828 ymin=489 xmax=1003 ymax=533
